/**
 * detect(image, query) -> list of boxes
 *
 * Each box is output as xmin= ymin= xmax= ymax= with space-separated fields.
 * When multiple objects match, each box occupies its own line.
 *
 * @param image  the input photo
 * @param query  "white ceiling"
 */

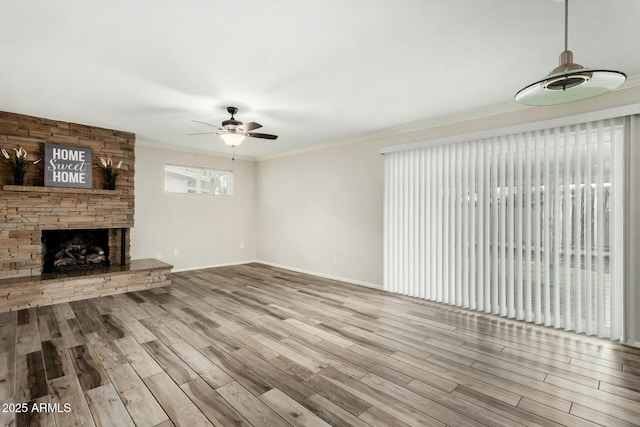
xmin=1 ymin=0 xmax=638 ymax=159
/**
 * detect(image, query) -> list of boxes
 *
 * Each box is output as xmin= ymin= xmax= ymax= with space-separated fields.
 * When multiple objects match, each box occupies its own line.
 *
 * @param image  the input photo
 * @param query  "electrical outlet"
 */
xmin=156 ymin=252 xmax=162 ymax=260
xmin=332 ymin=256 xmax=337 ymax=265
xmin=173 ymin=249 xmax=178 ymax=256
xmin=240 ymin=242 xmax=245 ymax=249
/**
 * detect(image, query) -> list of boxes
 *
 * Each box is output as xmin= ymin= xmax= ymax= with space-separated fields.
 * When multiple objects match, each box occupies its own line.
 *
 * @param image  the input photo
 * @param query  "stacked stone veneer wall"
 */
xmin=0 ymin=111 xmax=135 ymax=280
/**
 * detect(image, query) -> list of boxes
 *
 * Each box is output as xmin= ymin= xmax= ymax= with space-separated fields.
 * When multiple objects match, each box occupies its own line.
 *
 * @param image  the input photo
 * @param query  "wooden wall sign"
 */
xmin=44 ymin=143 xmax=93 ymax=188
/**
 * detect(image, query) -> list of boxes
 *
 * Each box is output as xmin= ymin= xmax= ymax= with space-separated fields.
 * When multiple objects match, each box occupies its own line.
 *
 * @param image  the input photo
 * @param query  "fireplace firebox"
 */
xmin=42 ymin=229 xmax=110 ymax=273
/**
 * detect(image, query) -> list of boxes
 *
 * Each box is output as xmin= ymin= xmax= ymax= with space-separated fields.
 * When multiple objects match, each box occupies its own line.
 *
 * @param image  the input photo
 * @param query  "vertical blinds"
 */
xmin=384 ymin=118 xmax=624 ymax=338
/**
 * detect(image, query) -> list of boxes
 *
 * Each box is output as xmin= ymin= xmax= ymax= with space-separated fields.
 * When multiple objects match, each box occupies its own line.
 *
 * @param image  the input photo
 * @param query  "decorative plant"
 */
xmin=1 ymin=147 xmax=41 ymax=185
xmin=98 ymin=156 xmax=123 ymax=190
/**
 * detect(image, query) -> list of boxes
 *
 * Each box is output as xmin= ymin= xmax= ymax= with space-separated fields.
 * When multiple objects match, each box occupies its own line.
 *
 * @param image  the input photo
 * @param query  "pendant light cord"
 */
xmin=564 ymin=0 xmax=569 ymax=52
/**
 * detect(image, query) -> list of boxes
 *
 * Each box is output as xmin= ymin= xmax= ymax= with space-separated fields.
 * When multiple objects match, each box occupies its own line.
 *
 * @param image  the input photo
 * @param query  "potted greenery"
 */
xmin=1 ymin=147 xmax=41 ymax=185
xmin=98 ymin=156 xmax=123 ymax=190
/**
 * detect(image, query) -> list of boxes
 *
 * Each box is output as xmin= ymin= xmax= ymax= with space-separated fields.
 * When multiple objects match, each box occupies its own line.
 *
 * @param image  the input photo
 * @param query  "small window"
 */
xmin=164 ymin=164 xmax=233 ymax=195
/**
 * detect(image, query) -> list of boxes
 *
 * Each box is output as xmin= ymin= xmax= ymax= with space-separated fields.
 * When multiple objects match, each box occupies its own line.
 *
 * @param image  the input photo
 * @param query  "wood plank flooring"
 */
xmin=1 ymin=262 xmax=640 ymax=426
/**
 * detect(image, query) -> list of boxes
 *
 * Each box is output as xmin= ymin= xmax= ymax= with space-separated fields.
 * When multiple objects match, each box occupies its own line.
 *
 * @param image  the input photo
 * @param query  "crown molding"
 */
xmin=381 ymin=103 xmax=640 ymax=154
xmin=258 ymin=75 xmax=640 ymax=162
xmin=137 ymin=76 xmax=640 ymax=163
xmin=622 ymin=74 xmax=640 ymax=89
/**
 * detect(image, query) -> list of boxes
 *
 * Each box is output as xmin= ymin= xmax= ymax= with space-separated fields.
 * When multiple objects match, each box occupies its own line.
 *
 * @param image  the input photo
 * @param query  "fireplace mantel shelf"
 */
xmin=3 ymin=185 xmax=120 ymax=195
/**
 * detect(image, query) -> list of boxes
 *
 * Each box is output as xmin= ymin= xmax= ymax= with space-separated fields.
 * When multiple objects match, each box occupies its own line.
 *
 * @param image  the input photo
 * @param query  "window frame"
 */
xmin=164 ymin=163 xmax=233 ymax=196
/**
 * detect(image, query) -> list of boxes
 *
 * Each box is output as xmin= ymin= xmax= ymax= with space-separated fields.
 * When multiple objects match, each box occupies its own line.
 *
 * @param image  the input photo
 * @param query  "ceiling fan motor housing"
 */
xmin=222 ymin=118 xmax=242 ymax=130
xmin=222 ymin=106 xmax=242 ymax=130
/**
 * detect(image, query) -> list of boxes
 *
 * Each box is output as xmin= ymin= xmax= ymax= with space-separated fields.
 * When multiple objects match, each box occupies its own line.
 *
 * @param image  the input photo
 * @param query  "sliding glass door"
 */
xmin=384 ymin=118 xmax=625 ymax=339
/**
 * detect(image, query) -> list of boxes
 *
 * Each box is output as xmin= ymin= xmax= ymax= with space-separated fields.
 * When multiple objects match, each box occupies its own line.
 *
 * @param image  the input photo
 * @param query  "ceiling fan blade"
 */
xmin=188 ymin=131 xmax=221 ymax=135
xmin=246 ymin=132 xmax=278 ymax=140
xmin=192 ymin=119 xmax=224 ymax=130
xmin=239 ymin=121 xmax=262 ymax=132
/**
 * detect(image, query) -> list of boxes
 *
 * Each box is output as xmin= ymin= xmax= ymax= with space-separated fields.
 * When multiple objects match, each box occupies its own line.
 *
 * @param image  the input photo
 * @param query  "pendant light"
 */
xmin=515 ymin=0 xmax=626 ymax=106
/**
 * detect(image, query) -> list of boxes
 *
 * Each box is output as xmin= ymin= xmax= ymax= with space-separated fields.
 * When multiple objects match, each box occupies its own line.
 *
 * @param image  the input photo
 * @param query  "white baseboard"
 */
xmin=255 ymin=260 xmax=383 ymax=290
xmin=171 ymin=259 xmax=258 ymax=273
xmin=170 ymin=259 xmax=383 ymax=290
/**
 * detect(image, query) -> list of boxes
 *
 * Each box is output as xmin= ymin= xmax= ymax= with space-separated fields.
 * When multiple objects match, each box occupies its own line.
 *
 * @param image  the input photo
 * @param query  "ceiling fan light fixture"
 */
xmin=220 ymin=132 xmax=245 ymax=147
xmin=515 ymin=0 xmax=626 ymax=106
xmin=190 ymin=106 xmax=277 ymax=147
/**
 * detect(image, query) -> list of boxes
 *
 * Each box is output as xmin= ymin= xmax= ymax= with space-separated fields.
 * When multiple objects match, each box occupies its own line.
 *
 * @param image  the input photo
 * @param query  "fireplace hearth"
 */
xmin=42 ymin=229 xmax=110 ymax=273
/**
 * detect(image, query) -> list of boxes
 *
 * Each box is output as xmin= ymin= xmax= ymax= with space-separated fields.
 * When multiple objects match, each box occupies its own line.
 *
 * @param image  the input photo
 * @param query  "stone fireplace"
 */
xmin=0 ymin=111 xmax=135 ymax=280
xmin=0 ymin=111 xmax=171 ymax=312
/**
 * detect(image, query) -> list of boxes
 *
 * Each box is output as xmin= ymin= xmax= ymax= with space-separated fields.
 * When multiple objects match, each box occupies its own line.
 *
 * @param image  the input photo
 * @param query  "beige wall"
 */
xmin=627 ymin=115 xmax=640 ymax=346
xmin=257 ymin=86 xmax=640 ymax=287
xmin=131 ymin=86 xmax=640 ymax=344
xmin=257 ymin=141 xmax=384 ymax=287
xmin=131 ymin=145 xmax=257 ymax=270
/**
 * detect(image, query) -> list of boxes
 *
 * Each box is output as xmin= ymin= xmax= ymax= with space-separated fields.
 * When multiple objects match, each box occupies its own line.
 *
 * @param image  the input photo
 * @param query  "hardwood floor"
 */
xmin=1 ymin=262 xmax=639 ymax=426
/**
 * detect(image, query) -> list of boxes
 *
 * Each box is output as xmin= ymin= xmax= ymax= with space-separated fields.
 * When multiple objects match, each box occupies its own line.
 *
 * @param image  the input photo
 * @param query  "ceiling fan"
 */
xmin=190 ymin=106 xmax=278 ymax=147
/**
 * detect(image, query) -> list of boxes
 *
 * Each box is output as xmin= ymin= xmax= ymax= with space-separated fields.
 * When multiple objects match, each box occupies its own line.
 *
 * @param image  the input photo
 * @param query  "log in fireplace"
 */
xmin=42 ymin=229 xmax=112 ymax=273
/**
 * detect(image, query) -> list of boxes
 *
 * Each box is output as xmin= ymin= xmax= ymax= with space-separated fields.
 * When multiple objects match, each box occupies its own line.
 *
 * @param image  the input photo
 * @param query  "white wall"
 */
xmin=131 ymin=145 xmax=257 ymax=270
